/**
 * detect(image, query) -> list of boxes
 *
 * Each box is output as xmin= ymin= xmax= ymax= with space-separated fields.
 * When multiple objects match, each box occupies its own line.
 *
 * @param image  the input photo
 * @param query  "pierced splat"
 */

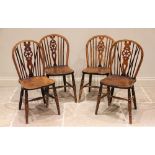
xmin=50 ymin=35 xmax=57 ymax=66
xmin=24 ymin=42 xmax=33 ymax=77
xmin=121 ymin=41 xmax=132 ymax=75
xmin=97 ymin=36 xmax=105 ymax=67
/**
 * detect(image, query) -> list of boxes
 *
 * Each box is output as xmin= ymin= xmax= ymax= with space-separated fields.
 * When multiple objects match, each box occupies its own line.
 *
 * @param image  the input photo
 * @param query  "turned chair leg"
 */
xmin=131 ymin=86 xmax=137 ymax=110
xmin=41 ymin=87 xmax=46 ymax=105
xmin=72 ymin=73 xmax=77 ymax=103
xmin=107 ymin=86 xmax=111 ymax=106
xmin=19 ymin=88 xmax=24 ymax=110
xmin=109 ymin=87 xmax=114 ymax=104
xmin=25 ymin=90 xmax=29 ymax=124
xmin=45 ymin=87 xmax=49 ymax=108
xmin=128 ymin=88 xmax=132 ymax=124
xmin=79 ymin=73 xmax=85 ymax=102
xmin=53 ymin=83 xmax=60 ymax=115
xmin=95 ymin=84 xmax=103 ymax=114
xmin=88 ymin=74 xmax=92 ymax=92
xmin=63 ymin=75 xmax=67 ymax=92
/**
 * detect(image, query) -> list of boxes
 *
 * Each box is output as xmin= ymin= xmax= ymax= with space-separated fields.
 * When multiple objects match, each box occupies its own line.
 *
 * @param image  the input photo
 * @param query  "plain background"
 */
xmin=1 ymin=0 xmax=155 ymax=155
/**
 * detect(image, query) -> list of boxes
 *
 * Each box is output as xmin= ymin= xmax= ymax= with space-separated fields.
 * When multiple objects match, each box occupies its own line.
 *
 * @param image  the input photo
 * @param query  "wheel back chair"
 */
xmin=39 ymin=34 xmax=77 ymax=102
xmin=95 ymin=40 xmax=144 ymax=124
xmin=12 ymin=40 xmax=60 ymax=124
xmin=79 ymin=35 xmax=115 ymax=101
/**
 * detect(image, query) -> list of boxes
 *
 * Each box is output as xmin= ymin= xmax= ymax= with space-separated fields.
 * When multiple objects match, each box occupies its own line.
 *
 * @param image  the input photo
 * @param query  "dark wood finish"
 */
xmin=128 ymin=88 xmax=132 ymax=124
xmin=79 ymin=35 xmax=114 ymax=101
xmin=25 ymin=90 xmax=28 ymax=124
xmin=41 ymin=87 xmax=46 ymax=105
xmin=79 ymin=73 xmax=85 ymax=101
xmin=71 ymin=73 xmax=77 ymax=103
xmin=107 ymin=86 xmax=111 ymax=106
xmin=53 ymin=83 xmax=60 ymax=115
xmin=109 ymin=87 xmax=114 ymax=104
xmin=95 ymin=39 xmax=144 ymax=124
xmin=131 ymin=86 xmax=137 ymax=109
xmin=19 ymin=88 xmax=24 ymax=110
xmin=12 ymin=40 xmax=60 ymax=124
xmin=63 ymin=75 xmax=67 ymax=92
xmin=39 ymin=34 xmax=77 ymax=103
xmin=95 ymin=84 xmax=103 ymax=114
xmin=88 ymin=74 xmax=92 ymax=92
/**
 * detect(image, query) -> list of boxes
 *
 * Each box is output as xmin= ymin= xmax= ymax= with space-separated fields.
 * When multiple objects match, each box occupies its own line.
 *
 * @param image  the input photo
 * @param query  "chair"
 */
xmin=39 ymin=34 xmax=77 ymax=102
xmin=79 ymin=35 xmax=115 ymax=101
xmin=95 ymin=39 xmax=144 ymax=124
xmin=12 ymin=40 xmax=60 ymax=124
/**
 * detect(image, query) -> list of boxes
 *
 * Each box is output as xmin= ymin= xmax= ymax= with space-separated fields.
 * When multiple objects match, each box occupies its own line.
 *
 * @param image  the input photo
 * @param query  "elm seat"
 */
xmin=82 ymin=67 xmax=110 ymax=75
xmin=100 ymin=75 xmax=136 ymax=89
xmin=45 ymin=66 xmax=74 ymax=76
xmin=19 ymin=76 xmax=55 ymax=90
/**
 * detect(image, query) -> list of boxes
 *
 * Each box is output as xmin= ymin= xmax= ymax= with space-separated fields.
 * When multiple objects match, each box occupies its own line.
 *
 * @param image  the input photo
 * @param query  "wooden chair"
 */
xmin=12 ymin=40 xmax=60 ymax=124
xmin=79 ymin=35 xmax=115 ymax=101
xmin=39 ymin=34 xmax=77 ymax=102
xmin=95 ymin=39 xmax=144 ymax=124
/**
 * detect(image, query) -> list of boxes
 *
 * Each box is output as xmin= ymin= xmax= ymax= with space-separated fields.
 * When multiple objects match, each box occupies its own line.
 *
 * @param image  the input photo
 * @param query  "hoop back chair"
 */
xmin=95 ymin=39 xmax=144 ymax=124
xmin=12 ymin=40 xmax=60 ymax=124
xmin=79 ymin=35 xmax=115 ymax=101
xmin=39 ymin=34 xmax=77 ymax=103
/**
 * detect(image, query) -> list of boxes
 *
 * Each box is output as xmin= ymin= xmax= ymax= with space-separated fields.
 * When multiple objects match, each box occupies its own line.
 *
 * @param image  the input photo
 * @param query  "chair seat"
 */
xmin=82 ymin=67 xmax=110 ymax=75
xmin=45 ymin=66 xmax=74 ymax=76
xmin=19 ymin=76 xmax=55 ymax=90
xmin=100 ymin=75 xmax=136 ymax=88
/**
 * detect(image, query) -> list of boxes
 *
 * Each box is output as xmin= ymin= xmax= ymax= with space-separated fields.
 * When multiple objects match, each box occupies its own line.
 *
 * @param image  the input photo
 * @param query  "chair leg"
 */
xmin=88 ymin=74 xmax=92 ymax=92
xmin=71 ymin=73 xmax=77 ymax=103
xmin=95 ymin=84 xmax=103 ymax=114
xmin=109 ymin=87 xmax=114 ymax=104
xmin=45 ymin=87 xmax=49 ymax=108
xmin=128 ymin=88 xmax=132 ymax=124
xmin=107 ymin=86 xmax=111 ymax=106
xmin=53 ymin=83 xmax=60 ymax=115
xmin=79 ymin=73 xmax=85 ymax=102
xmin=25 ymin=90 xmax=29 ymax=124
xmin=131 ymin=86 xmax=137 ymax=110
xmin=63 ymin=75 xmax=67 ymax=92
xmin=41 ymin=87 xmax=46 ymax=105
xmin=19 ymin=88 xmax=24 ymax=110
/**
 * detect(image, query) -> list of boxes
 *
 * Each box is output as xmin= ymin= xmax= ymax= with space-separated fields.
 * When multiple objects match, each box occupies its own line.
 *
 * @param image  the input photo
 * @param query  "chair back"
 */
xmin=39 ymin=34 xmax=69 ymax=67
xmin=86 ymin=35 xmax=114 ymax=67
xmin=12 ymin=40 xmax=45 ymax=80
xmin=109 ymin=39 xmax=144 ymax=79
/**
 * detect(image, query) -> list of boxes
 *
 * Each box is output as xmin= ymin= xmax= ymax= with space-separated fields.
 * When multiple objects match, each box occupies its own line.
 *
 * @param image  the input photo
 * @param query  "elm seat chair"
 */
xmin=79 ymin=35 xmax=115 ymax=101
xmin=95 ymin=40 xmax=144 ymax=124
xmin=12 ymin=40 xmax=60 ymax=124
xmin=39 ymin=34 xmax=77 ymax=103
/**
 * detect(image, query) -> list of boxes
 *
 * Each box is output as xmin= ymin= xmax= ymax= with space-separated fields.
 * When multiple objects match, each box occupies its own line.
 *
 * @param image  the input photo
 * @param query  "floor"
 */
xmin=0 ymin=79 xmax=155 ymax=127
